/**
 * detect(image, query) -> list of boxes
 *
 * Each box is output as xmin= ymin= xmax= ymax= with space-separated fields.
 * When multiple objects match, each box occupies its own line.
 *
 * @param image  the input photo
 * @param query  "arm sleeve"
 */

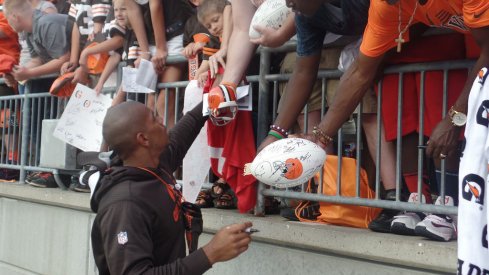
xmin=463 ymin=0 xmax=489 ymax=29
xmin=68 ymin=2 xmax=77 ymax=21
xmin=295 ymin=14 xmax=326 ymax=57
xmin=109 ymin=22 xmax=126 ymax=39
xmin=359 ymin=0 xmax=411 ymax=57
xmin=0 ymin=14 xmax=17 ymax=41
xmin=92 ymin=0 xmax=112 ymax=23
xmin=159 ymin=102 xmax=207 ymax=172
xmin=98 ymin=201 xmax=211 ymax=275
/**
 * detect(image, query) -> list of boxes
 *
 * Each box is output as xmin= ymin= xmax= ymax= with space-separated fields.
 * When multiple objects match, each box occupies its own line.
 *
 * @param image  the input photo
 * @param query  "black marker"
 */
xmin=244 ymin=228 xmax=259 ymax=234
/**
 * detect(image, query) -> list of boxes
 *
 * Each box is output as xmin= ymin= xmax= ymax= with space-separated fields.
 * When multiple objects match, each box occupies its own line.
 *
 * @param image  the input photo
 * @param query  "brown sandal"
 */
xmin=210 ymin=179 xmax=229 ymax=198
xmin=213 ymin=189 xmax=237 ymax=209
xmin=195 ymin=189 xmax=214 ymax=208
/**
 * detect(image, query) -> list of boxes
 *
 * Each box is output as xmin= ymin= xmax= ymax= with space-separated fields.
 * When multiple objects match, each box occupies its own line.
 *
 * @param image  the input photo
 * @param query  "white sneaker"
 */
xmin=414 ymin=196 xmax=457 ymax=241
xmin=391 ymin=193 xmax=426 ymax=235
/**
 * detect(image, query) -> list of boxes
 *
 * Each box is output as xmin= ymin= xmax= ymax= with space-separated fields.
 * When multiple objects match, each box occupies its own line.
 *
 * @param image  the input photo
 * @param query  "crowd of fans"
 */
xmin=0 ymin=0 xmax=486 ymax=253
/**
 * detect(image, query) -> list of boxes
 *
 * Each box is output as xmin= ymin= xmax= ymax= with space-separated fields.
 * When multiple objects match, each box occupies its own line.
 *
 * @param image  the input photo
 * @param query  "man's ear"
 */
xmin=136 ymin=132 xmax=150 ymax=147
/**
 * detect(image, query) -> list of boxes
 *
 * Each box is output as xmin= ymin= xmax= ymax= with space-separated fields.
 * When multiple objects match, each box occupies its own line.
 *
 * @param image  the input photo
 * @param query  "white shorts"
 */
xmin=149 ymin=34 xmax=184 ymax=57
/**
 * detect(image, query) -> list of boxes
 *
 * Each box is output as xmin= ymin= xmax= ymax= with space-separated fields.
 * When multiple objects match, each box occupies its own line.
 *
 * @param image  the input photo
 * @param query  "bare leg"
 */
xmin=221 ymin=0 xmax=257 ymax=84
xmin=362 ymin=113 xmax=396 ymax=190
xmin=156 ymin=63 xmax=184 ymax=129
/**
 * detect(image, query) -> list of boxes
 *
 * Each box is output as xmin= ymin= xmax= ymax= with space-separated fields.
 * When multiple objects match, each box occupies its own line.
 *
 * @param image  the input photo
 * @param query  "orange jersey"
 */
xmin=0 ymin=0 xmax=20 ymax=63
xmin=360 ymin=0 xmax=489 ymax=57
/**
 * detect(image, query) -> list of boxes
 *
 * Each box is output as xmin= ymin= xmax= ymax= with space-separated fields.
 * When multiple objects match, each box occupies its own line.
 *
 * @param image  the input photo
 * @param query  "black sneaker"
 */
xmin=26 ymin=172 xmax=58 ymax=188
xmin=368 ymin=189 xmax=400 ymax=233
xmin=0 ymin=168 xmax=19 ymax=181
xmin=72 ymin=170 xmax=98 ymax=193
xmin=368 ymin=209 xmax=399 ymax=233
xmin=280 ymin=207 xmax=299 ymax=221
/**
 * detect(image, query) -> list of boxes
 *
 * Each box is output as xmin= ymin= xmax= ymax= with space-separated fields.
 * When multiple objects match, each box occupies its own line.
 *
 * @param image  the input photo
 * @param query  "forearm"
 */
xmin=126 ymin=0 xmax=149 ymax=53
xmin=80 ymin=37 xmax=124 ymax=65
xmin=273 ymin=55 xmax=321 ymax=131
xmin=25 ymin=57 xmax=43 ymax=69
xmin=164 ymin=102 xmax=207 ymax=171
xmin=150 ymin=0 xmax=167 ymax=50
xmin=196 ymin=61 xmax=209 ymax=75
xmin=70 ymin=24 xmax=81 ymax=63
xmin=453 ymin=28 xmax=489 ymax=114
xmin=318 ymin=59 xmax=378 ymax=137
xmin=29 ymin=54 xmax=70 ymax=77
xmin=220 ymin=5 xmax=233 ymax=51
xmin=276 ymin=13 xmax=296 ymax=46
xmin=97 ymin=54 xmax=121 ymax=89
xmin=222 ymin=1 xmax=256 ymax=84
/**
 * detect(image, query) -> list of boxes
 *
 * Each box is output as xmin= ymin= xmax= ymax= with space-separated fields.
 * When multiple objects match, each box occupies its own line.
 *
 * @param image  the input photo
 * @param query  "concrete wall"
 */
xmin=0 ymin=183 xmax=456 ymax=275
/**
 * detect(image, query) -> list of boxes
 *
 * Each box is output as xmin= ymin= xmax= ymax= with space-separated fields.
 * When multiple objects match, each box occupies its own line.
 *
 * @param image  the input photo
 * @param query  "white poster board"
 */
xmin=53 ymin=84 xmax=112 ymax=152
xmin=182 ymin=80 xmax=210 ymax=203
xmin=122 ymin=59 xmax=157 ymax=94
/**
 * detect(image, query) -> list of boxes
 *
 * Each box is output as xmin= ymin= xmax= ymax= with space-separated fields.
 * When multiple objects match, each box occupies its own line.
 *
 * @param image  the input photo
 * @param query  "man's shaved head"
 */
xmin=103 ymin=102 xmax=150 ymax=160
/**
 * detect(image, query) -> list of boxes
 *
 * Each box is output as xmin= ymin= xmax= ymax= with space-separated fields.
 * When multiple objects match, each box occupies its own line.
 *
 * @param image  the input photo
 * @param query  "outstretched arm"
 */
xmin=426 ymin=26 xmax=489 ymax=158
xmin=257 ymin=53 xmax=321 ymax=151
xmin=218 ymin=0 xmax=257 ymax=84
xmin=160 ymin=102 xmax=207 ymax=172
xmin=317 ymin=52 xmax=385 ymax=142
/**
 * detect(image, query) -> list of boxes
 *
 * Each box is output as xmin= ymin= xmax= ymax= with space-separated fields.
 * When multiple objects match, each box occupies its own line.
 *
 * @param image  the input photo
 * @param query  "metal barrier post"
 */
xmin=19 ymin=82 xmax=31 ymax=183
xmin=255 ymin=48 xmax=271 ymax=216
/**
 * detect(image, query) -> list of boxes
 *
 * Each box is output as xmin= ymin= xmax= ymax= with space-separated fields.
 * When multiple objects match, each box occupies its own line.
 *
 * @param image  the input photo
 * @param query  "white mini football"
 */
xmin=249 ymin=0 xmax=292 ymax=39
xmin=245 ymin=138 xmax=326 ymax=188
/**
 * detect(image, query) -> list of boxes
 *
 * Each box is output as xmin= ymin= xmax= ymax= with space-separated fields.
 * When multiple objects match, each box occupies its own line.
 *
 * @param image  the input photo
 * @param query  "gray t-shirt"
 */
xmin=26 ymin=10 xmax=71 ymax=63
xmin=19 ymin=1 xmax=57 ymax=66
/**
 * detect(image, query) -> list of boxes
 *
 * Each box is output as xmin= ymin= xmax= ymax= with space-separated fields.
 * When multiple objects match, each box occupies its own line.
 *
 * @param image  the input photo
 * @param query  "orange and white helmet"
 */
xmin=208 ymin=83 xmax=238 ymax=126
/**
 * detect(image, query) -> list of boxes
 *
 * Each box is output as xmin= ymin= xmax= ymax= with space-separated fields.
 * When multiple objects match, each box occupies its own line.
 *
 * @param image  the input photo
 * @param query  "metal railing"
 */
xmin=0 ymin=47 xmax=472 ymax=217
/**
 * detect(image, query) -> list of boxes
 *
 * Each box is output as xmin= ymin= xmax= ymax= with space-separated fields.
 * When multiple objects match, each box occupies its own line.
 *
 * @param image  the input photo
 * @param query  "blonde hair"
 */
xmin=197 ymin=0 xmax=227 ymax=24
xmin=3 ymin=0 xmax=31 ymax=15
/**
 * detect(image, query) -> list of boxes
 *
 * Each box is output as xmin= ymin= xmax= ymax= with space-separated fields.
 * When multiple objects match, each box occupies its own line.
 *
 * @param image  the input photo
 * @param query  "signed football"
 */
xmin=249 ymin=0 xmax=292 ymax=39
xmin=244 ymin=138 xmax=326 ymax=188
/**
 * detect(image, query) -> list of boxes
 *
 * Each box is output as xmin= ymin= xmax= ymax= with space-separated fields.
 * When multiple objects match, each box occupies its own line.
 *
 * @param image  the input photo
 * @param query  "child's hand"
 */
xmin=209 ymin=49 xmax=226 ymax=79
xmin=182 ymin=43 xmax=195 ymax=59
xmin=11 ymin=65 xmax=31 ymax=82
xmin=152 ymin=48 xmax=168 ymax=74
xmin=193 ymin=42 xmax=205 ymax=55
xmin=134 ymin=51 xmax=151 ymax=68
xmin=61 ymin=61 xmax=77 ymax=74
xmin=94 ymin=82 xmax=103 ymax=95
xmin=72 ymin=67 xmax=89 ymax=85
xmin=3 ymin=74 xmax=16 ymax=87
xmin=197 ymin=71 xmax=208 ymax=88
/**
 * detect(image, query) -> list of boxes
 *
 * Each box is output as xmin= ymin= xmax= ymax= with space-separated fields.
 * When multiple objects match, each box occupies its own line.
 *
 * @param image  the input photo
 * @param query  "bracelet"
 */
xmin=268 ymin=130 xmax=284 ymax=140
xmin=312 ymin=126 xmax=333 ymax=146
xmin=269 ymin=124 xmax=289 ymax=138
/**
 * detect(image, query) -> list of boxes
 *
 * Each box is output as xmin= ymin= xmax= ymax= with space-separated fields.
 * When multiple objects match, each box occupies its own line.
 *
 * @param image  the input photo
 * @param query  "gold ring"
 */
xmin=440 ymin=153 xmax=447 ymax=159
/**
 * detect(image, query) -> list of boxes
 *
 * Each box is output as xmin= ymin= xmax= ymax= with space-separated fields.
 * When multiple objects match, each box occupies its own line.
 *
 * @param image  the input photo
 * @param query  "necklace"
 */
xmin=395 ymin=0 xmax=419 ymax=52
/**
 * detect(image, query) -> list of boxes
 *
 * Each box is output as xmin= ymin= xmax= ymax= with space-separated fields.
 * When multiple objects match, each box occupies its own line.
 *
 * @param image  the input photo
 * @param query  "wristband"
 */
xmin=269 ymin=124 xmax=289 ymax=138
xmin=268 ymin=130 xmax=284 ymax=140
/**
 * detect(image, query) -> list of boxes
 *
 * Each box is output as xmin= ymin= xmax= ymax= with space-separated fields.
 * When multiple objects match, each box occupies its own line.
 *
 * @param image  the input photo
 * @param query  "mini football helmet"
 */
xmin=208 ymin=83 xmax=238 ymax=126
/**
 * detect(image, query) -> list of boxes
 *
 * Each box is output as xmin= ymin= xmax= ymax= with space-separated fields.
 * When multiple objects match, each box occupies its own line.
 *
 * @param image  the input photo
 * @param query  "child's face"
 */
xmin=5 ymin=11 xmax=23 ymax=33
xmin=202 ymin=12 xmax=223 ymax=37
xmin=114 ymin=2 xmax=128 ymax=27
